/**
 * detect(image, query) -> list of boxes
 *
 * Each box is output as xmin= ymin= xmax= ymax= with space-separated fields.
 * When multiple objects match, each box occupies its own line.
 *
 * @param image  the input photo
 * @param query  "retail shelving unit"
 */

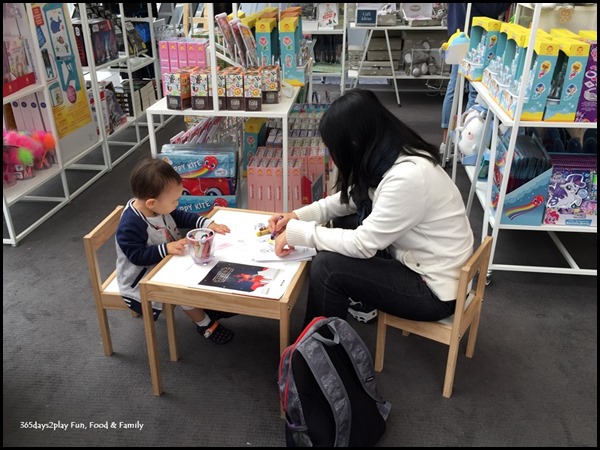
xmin=145 ymin=3 xmax=302 ymax=212
xmin=76 ymin=3 xmax=168 ymax=170
xmin=3 ymin=4 xmax=105 ymax=246
xmin=461 ymin=4 xmax=597 ymax=277
xmin=302 ymin=3 xmax=347 ymax=95
xmin=347 ymin=22 xmax=448 ymax=105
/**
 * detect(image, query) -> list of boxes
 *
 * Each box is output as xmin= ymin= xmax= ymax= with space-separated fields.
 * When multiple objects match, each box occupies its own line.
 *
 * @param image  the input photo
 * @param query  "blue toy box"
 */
xmin=460 ymin=17 xmax=502 ymax=82
xmin=159 ymin=144 xmax=237 ymax=179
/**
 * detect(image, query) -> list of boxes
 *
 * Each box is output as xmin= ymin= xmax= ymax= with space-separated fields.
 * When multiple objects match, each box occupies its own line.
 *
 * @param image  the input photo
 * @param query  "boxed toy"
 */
xmin=225 ymin=66 xmax=244 ymax=111
xmin=242 ymin=118 xmax=267 ymax=177
xmin=177 ymin=193 xmax=238 ymax=214
xmin=190 ymin=68 xmax=213 ymax=110
xmin=261 ymin=64 xmax=280 ymax=104
xmin=160 ymin=143 xmax=237 ymax=178
xmin=491 ymin=132 xmax=553 ymax=226
xmin=502 ymin=36 xmax=559 ymax=121
xmin=460 ymin=17 xmax=502 ymax=82
xmin=575 ymin=30 xmax=597 ymax=123
xmin=255 ymin=18 xmax=279 ymax=65
xmin=3 ymin=36 xmax=36 ymax=97
xmin=279 ymin=16 xmax=301 ymax=82
xmin=544 ymin=36 xmax=590 ymax=122
xmin=244 ymin=68 xmax=262 ymax=111
xmin=72 ymin=18 xmax=119 ymax=66
xmin=543 ymin=153 xmax=597 ymax=227
xmin=164 ymin=71 xmax=191 ymax=110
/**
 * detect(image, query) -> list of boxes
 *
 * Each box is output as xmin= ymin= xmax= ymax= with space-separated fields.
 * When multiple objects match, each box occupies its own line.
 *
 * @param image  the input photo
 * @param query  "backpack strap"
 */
xmin=329 ymin=318 xmax=392 ymax=421
xmin=297 ymin=326 xmax=351 ymax=447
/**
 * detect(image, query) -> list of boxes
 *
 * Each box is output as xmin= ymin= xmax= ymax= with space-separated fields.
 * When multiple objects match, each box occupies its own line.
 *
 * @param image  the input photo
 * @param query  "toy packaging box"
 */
xmin=3 ymin=36 xmax=36 ymax=97
xmin=460 ymin=17 xmax=502 ymax=82
xmin=279 ymin=16 xmax=303 ymax=84
xmin=261 ymin=65 xmax=280 ymax=104
xmin=488 ymin=24 xmax=530 ymax=105
xmin=503 ymin=37 xmax=559 ymax=121
xmin=244 ymin=68 xmax=262 ymax=111
xmin=190 ymin=68 xmax=213 ymax=110
xmin=164 ymin=71 xmax=191 ymax=110
xmin=544 ymin=33 xmax=590 ymax=122
xmin=575 ymin=30 xmax=597 ymax=123
xmin=225 ymin=66 xmax=244 ymax=111
xmin=491 ymin=133 xmax=553 ymax=226
xmin=543 ymin=154 xmax=597 ymax=227
xmin=242 ymin=118 xmax=267 ymax=177
xmin=72 ymin=18 xmax=119 ymax=67
xmin=176 ymin=193 xmax=238 ymax=215
xmin=159 ymin=144 xmax=237 ymax=179
xmin=255 ymin=18 xmax=279 ymax=66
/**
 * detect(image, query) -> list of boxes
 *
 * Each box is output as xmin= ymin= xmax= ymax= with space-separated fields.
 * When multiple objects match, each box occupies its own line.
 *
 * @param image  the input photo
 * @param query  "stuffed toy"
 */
xmin=457 ymin=107 xmax=487 ymax=157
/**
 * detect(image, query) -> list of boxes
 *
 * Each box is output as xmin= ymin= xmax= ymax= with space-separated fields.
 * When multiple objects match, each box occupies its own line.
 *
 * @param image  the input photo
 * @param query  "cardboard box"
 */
xmin=72 ymin=18 xmax=119 ymax=66
xmin=164 ymin=71 xmax=191 ymax=110
xmin=575 ymin=30 xmax=597 ymax=123
xmin=242 ymin=118 xmax=267 ymax=177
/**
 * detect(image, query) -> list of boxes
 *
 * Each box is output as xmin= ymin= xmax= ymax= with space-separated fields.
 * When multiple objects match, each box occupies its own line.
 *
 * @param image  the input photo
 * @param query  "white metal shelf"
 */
xmin=77 ymin=3 xmax=167 ymax=171
xmin=3 ymin=83 xmax=45 ymax=106
xmin=3 ymin=4 xmax=77 ymax=246
xmin=304 ymin=4 xmax=348 ymax=95
xmin=459 ymin=4 xmax=597 ymax=277
xmin=349 ymin=21 xmax=448 ymax=105
xmin=349 ymin=23 xmax=446 ymax=31
xmin=146 ymin=3 xmax=305 ymax=212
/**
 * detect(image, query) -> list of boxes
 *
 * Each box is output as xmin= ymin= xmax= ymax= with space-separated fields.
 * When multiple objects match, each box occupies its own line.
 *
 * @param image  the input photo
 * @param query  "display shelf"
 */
xmin=76 ymin=2 xmax=167 ymax=171
xmin=146 ymin=3 xmax=304 ymax=212
xmin=3 ymin=3 xmax=103 ymax=246
xmin=303 ymin=4 xmax=347 ymax=94
xmin=2 ymin=83 xmax=45 ymax=106
xmin=348 ymin=22 xmax=448 ymax=105
xmin=460 ymin=4 xmax=597 ymax=277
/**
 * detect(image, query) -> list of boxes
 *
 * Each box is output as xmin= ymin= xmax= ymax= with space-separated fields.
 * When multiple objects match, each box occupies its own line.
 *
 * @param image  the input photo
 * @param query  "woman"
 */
xmin=268 ymin=88 xmax=474 ymax=327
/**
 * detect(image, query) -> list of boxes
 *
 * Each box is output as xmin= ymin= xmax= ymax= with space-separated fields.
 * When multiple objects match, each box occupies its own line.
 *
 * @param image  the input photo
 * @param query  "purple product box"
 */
xmin=575 ymin=39 xmax=597 ymax=123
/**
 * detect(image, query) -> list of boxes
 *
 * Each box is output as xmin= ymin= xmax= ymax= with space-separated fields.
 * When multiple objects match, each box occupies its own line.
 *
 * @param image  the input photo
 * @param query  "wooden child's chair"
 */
xmin=84 ymin=205 xmax=175 ymax=356
xmin=374 ymin=236 xmax=493 ymax=398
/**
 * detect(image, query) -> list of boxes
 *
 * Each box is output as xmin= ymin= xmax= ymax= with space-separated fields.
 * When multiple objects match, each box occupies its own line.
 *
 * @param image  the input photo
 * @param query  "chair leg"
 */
xmin=465 ymin=303 xmax=482 ymax=358
xmin=96 ymin=307 xmax=114 ymax=356
xmin=164 ymin=304 xmax=179 ymax=362
xmin=374 ymin=312 xmax=387 ymax=372
xmin=443 ymin=337 xmax=461 ymax=398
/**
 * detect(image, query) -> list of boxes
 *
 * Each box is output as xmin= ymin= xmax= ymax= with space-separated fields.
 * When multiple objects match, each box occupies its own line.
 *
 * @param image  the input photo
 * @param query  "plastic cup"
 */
xmin=187 ymin=228 xmax=215 ymax=264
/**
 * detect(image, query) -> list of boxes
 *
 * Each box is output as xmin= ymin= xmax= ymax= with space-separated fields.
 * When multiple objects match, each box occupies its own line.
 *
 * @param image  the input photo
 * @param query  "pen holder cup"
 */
xmin=187 ymin=228 xmax=215 ymax=265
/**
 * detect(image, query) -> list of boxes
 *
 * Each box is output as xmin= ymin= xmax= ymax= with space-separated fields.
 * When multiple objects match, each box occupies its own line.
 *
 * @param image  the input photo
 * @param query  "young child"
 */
xmin=116 ymin=156 xmax=235 ymax=344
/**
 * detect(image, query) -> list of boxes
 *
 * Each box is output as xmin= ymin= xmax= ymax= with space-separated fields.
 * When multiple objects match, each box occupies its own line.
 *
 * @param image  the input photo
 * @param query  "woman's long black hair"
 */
xmin=319 ymin=88 xmax=440 ymax=207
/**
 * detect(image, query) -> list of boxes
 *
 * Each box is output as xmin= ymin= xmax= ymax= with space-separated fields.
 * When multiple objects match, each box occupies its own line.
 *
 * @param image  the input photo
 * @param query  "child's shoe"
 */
xmin=197 ymin=320 xmax=234 ymax=344
xmin=205 ymin=309 xmax=238 ymax=321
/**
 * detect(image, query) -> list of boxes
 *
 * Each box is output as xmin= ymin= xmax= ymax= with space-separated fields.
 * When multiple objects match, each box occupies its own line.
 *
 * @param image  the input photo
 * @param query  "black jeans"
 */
xmin=303 ymin=215 xmax=455 ymax=326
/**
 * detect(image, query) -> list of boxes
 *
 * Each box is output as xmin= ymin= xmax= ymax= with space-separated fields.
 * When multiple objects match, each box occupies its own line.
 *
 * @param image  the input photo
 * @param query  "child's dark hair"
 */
xmin=130 ymin=157 xmax=182 ymax=200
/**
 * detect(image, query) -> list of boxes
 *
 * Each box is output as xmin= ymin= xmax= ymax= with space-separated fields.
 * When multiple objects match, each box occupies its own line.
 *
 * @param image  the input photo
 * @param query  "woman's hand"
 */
xmin=208 ymin=222 xmax=230 ymax=234
xmin=273 ymin=230 xmax=295 ymax=257
xmin=267 ymin=212 xmax=298 ymax=236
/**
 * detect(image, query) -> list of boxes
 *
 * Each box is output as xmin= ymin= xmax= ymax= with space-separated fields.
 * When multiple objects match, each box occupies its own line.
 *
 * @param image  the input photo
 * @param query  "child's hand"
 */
xmin=167 ymin=238 xmax=188 ymax=256
xmin=208 ymin=222 xmax=230 ymax=234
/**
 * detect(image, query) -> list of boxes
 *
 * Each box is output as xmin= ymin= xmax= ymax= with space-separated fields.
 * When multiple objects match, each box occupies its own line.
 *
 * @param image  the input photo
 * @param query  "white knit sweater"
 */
xmin=285 ymin=155 xmax=474 ymax=301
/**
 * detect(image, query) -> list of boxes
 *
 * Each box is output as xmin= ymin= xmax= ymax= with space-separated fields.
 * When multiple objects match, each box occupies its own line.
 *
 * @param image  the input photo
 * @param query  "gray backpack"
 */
xmin=278 ymin=316 xmax=391 ymax=447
